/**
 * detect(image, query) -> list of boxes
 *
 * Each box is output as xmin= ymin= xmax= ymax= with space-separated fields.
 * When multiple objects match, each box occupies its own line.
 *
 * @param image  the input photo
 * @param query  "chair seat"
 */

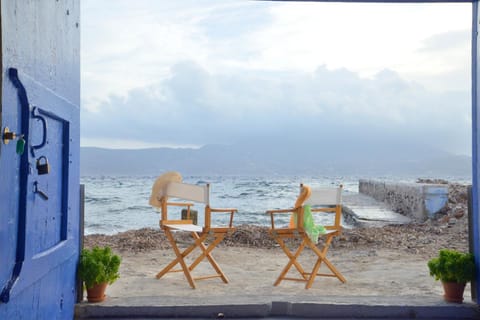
xmin=164 ymin=224 xmax=203 ymax=232
xmin=270 ymin=228 xmax=339 ymax=236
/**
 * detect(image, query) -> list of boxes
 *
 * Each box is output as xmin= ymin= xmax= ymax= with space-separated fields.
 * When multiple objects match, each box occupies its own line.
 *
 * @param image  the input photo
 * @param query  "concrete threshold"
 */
xmin=75 ymin=295 xmax=480 ymax=319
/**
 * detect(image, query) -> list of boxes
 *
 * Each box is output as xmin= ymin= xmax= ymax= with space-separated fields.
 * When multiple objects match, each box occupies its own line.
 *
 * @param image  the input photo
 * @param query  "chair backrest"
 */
xmin=303 ymin=185 xmax=343 ymax=229
xmin=160 ymin=182 xmax=210 ymax=205
xmin=305 ymin=186 xmax=342 ymax=206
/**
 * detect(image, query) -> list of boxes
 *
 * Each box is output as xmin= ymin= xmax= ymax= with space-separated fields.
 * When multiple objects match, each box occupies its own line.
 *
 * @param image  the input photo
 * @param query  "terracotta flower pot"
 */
xmin=442 ymin=281 xmax=466 ymax=303
xmin=86 ymin=282 xmax=108 ymax=303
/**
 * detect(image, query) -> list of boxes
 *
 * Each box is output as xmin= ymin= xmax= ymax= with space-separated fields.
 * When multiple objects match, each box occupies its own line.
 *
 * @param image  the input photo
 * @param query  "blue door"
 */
xmin=0 ymin=1 xmax=80 ymax=319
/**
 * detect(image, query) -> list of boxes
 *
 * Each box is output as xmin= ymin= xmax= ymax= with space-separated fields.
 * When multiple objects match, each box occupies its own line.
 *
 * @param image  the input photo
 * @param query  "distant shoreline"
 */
xmin=80 ymin=146 xmax=472 ymax=177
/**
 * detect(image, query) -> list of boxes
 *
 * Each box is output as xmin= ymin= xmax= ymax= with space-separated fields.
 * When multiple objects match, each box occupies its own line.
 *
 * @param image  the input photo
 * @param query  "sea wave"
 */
xmin=80 ymin=175 xmax=428 ymax=235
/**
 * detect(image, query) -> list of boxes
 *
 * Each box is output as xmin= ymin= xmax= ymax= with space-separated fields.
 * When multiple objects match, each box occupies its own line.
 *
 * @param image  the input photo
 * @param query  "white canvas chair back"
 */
xmin=160 ymin=182 xmax=210 ymax=205
xmin=305 ymin=186 xmax=342 ymax=206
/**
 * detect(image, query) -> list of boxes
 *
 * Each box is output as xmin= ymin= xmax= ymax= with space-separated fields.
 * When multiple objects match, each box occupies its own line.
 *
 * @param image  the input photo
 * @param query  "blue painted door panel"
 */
xmin=0 ymin=0 xmax=80 ymax=319
xmin=2 ymin=71 xmax=79 ymax=300
xmin=0 ymin=71 xmax=79 ymax=320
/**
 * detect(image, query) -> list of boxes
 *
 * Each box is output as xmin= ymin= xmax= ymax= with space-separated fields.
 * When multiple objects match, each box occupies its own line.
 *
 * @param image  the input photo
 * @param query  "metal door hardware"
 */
xmin=30 ymin=107 xmax=47 ymax=157
xmin=33 ymin=181 xmax=48 ymax=200
xmin=2 ymin=127 xmax=26 ymax=155
xmin=36 ymin=156 xmax=50 ymax=175
xmin=2 ymin=127 xmax=24 ymax=143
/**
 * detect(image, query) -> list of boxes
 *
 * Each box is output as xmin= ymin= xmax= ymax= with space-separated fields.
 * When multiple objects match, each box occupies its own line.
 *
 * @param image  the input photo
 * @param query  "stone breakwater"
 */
xmin=359 ymin=179 xmax=454 ymax=220
xmin=84 ymin=180 xmax=470 ymax=258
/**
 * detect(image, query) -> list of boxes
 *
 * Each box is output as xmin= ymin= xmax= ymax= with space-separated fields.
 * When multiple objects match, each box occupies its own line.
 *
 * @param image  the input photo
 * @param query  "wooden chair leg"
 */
xmin=156 ymin=230 xmax=230 ymax=288
xmin=270 ymin=232 xmax=346 ymax=288
xmin=155 ymin=229 xmax=197 ymax=278
xmin=307 ymin=239 xmax=346 ymax=287
xmin=189 ymin=232 xmax=229 ymax=283
xmin=319 ymin=235 xmax=346 ymax=283
xmin=156 ymin=228 xmax=197 ymax=288
xmin=273 ymin=236 xmax=308 ymax=286
xmin=186 ymin=232 xmax=210 ymax=271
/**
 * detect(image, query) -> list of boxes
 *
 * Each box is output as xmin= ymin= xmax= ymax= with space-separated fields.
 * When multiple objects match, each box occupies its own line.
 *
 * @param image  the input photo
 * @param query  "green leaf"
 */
xmin=78 ymin=246 xmax=122 ymax=289
xmin=427 ymin=249 xmax=475 ymax=283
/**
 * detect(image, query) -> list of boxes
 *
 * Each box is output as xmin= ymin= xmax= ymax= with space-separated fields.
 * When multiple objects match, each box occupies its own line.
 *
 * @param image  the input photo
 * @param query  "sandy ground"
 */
xmin=101 ymin=245 xmax=472 ymax=303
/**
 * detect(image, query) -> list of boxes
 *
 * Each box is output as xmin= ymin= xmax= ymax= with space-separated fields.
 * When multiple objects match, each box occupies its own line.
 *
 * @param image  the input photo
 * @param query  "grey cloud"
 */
xmin=418 ymin=29 xmax=470 ymax=53
xmin=81 ymin=60 xmax=470 ymax=155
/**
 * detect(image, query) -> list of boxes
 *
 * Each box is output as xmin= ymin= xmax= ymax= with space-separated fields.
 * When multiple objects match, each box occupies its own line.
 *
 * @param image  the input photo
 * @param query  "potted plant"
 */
xmin=78 ymin=246 xmax=121 ymax=303
xmin=428 ymin=249 xmax=475 ymax=303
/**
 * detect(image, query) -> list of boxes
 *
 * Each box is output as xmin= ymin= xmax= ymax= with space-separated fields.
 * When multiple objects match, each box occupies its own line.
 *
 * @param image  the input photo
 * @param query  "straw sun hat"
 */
xmin=149 ymin=171 xmax=183 ymax=207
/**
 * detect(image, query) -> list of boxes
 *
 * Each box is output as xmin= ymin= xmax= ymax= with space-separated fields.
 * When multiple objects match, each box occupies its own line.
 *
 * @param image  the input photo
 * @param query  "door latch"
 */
xmin=2 ymin=127 xmax=26 ymax=155
xmin=33 ymin=181 xmax=48 ymax=200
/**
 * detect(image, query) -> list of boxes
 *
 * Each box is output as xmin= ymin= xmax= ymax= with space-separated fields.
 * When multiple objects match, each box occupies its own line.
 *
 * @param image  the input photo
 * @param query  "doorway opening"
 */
xmin=79 ymin=3 xmax=471 ymax=304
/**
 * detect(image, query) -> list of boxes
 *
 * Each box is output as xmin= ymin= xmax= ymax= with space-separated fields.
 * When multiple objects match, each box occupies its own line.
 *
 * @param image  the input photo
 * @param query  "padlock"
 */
xmin=36 ymin=156 xmax=50 ymax=175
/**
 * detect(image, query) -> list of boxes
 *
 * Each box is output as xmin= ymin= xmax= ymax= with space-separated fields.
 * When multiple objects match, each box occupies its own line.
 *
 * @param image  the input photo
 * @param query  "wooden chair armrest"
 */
xmin=266 ymin=208 xmax=296 ymax=214
xmin=325 ymin=225 xmax=342 ymax=231
xmin=166 ymin=202 xmax=194 ymax=207
xmin=207 ymin=207 xmax=236 ymax=228
xmin=310 ymin=207 xmax=335 ymax=213
xmin=158 ymin=201 xmax=194 ymax=224
xmin=266 ymin=207 xmax=301 ymax=230
xmin=160 ymin=219 xmax=194 ymax=227
xmin=210 ymin=208 xmax=237 ymax=213
xmin=160 ymin=202 xmax=195 ymax=224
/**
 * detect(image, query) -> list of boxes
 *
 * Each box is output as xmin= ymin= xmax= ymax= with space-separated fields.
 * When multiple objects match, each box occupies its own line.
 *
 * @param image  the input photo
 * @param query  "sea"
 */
xmin=81 ymin=174 xmax=471 ymax=235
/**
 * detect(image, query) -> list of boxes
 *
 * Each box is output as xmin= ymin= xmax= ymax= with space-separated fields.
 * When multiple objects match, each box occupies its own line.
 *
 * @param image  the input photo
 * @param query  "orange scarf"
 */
xmin=289 ymin=185 xmax=311 ymax=228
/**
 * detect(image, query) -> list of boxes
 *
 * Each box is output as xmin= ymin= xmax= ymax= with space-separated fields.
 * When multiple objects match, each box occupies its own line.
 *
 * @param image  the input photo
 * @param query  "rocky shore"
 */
xmin=84 ymin=182 xmax=471 ymax=259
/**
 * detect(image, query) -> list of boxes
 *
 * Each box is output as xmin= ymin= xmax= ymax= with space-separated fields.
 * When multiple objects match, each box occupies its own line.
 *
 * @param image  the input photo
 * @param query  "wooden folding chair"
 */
xmin=266 ymin=184 xmax=346 ymax=289
xmin=150 ymin=172 xmax=236 ymax=289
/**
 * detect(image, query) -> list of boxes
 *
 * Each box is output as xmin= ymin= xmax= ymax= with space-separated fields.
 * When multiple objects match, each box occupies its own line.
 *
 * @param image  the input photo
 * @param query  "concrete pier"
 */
xmin=342 ymin=192 xmax=412 ymax=227
xmin=358 ymin=179 xmax=449 ymax=221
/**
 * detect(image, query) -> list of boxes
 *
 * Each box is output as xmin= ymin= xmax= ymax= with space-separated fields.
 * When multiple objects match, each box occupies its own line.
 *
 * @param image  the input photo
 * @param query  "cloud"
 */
xmin=81 ymin=60 xmax=470 ymax=155
xmin=407 ymin=29 xmax=471 ymax=91
xmin=81 ymin=1 xmax=471 ymax=155
xmin=81 ymin=0 xmax=271 ymax=112
xmin=82 ymin=1 xmax=470 ymax=109
xmin=246 ymin=3 xmax=470 ymax=76
xmin=419 ymin=30 xmax=470 ymax=53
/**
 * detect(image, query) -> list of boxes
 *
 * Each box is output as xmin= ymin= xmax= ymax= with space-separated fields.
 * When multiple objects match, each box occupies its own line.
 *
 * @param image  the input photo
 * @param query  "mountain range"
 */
xmin=80 ymin=139 xmax=472 ymax=178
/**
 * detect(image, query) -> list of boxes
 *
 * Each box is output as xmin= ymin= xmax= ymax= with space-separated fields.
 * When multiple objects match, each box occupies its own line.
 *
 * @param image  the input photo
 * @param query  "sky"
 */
xmin=81 ymin=0 xmax=472 ymax=156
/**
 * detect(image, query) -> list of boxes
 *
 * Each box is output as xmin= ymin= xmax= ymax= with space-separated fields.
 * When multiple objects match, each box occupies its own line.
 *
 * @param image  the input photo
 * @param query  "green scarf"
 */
xmin=292 ymin=205 xmax=326 ymax=243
